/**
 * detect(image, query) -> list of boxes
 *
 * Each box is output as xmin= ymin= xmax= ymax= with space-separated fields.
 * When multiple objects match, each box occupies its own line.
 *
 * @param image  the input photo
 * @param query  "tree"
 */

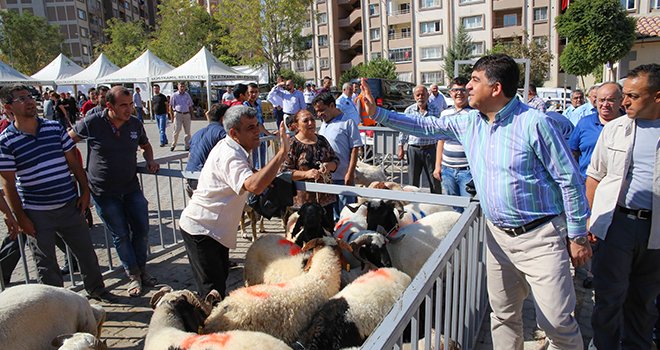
xmin=214 ymin=0 xmax=313 ymax=76
xmin=490 ymin=32 xmax=553 ymax=87
xmin=0 ymin=11 xmax=65 ymax=75
xmin=443 ymin=24 xmax=474 ymax=82
xmin=149 ymin=0 xmax=228 ymax=66
xmin=97 ymin=18 xmax=147 ymax=67
xmin=556 ymin=0 xmax=636 ymax=83
xmin=339 ymin=59 xmax=397 ymax=85
xmin=339 ymin=64 xmax=363 ymax=85
xmin=279 ymin=68 xmax=306 ymax=88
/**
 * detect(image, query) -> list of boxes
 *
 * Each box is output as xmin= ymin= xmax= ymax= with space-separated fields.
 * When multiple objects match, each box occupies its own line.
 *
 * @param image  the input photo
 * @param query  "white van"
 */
xmin=537 ymin=87 xmax=572 ymax=100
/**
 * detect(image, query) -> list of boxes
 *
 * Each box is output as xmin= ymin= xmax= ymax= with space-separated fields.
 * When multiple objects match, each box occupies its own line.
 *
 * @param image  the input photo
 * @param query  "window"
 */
xmin=459 ymin=0 xmax=480 ymax=4
xmin=295 ymin=59 xmax=314 ymax=72
xmin=388 ymin=26 xmax=396 ymax=39
xmin=397 ymin=72 xmax=413 ymax=82
xmin=420 ymin=46 xmax=442 ymax=60
xmin=401 ymin=26 xmax=411 ymax=38
xmin=620 ymin=0 xmax=635 ymax=9
xmin=533 ymin=7 xmax=548 ymax=22
xmin=371 ymin=52 xmax=382 ymax=60
xmin=304 ymin=37 xmax=313 ymax=49
xmin=82 ymin=45 xmax=89 ymax=56
xmin=318 ymin=35 xmax=328 ymax=47
xmin=389 ymin=47 xmax=413 ymax=62
xmin=652 ymin=0 xmax=660 ymax=9
xmin=420 ymin=20 xmax=442 ymax=35
xmin=370 ymin=28 xmax=381 ymax=41
xmin=318 ymin=12 xmax=327 ymax=25
xmin=420 ymin=0 xmax=440 ymax=9
xmin=421 ymin=71 xmax=443 ymax=85
xmin=369 ymin=4 xmax=379 ymax=16
xmin=469 ymin=42 xmax=484 ymax=56
xmin=304 ymin=19 xmax=311 ymax=28
xmin=393 ymin=2 xmax=410 ymax=14
xmin=77 ymin=9 xmax=86 ymax=20
xmin=320 ymin=58 xmax=329 ymax=69
xmin=533 ymin=36 xmax=548 ymax=48
xmin=461 ymin=15 xmax=483 ymax=30
xmin=281 ymin=61 xmax=291 ymax=70
xmin=80 ymin=27 xmax=89 ymax=38
xmin=503 ymin=14 xmax=517 ymax=27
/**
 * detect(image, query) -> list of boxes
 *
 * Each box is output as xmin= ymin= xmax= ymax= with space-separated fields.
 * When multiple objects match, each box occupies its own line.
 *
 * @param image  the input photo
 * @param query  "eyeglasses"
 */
xmin=450 ymin=88 xmax=467 ymax=94
xmin=598 ymin=98 xmax=620 ymax=105
xmin=11 ymin=95 xmax=35 ymax=104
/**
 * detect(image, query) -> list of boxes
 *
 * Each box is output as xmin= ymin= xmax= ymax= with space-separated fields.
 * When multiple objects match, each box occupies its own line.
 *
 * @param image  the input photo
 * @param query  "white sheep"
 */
xmin=354 ymin=160 xmax=388 ymax=186
xmin=144 ymin=287 xmax=219 ymax=350
xmin=293 ymin=267 xmax=411 ymax=349
xmin=0 ymin=284 xmax=105 ymax=350
xmin=165 ymin=330 xmax=293 ymax=350
xmin=243 ymin=235 xmax=310 ymax=286
xmin=204 ymin=237 xmax=349 ymax=344
xmin=387 ymin=211 xmax=462 ymax=278
xmin=52 ymin=332 xmax=108 ymax=350
xmin=398 ymin=202 xmax=453 ymax=227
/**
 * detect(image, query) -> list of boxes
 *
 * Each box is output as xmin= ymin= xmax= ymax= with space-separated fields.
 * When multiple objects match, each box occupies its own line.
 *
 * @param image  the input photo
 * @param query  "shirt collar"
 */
xmin=225 ymin=136 xmax=251 ymax=158
xmin=6 ymin=117 xmax=44 ymax=136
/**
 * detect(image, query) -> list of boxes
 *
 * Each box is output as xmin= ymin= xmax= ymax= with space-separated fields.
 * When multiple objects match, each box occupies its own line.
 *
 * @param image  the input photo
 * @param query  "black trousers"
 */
xmin=407 ymin=145 xmax=442 ymax=194
xmin=181 ymin=229 xmax=230 ymax=298
xmin=592 ymin=211 xmax=660 ymax=350
xmin=0 ymin=235 xmax=24 ymax=285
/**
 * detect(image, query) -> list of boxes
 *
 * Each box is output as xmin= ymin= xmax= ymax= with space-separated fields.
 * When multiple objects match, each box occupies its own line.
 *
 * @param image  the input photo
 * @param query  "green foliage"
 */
xmin=339 ymin=59 xmax=397 ymax=85
xmin=214 ymin=0 xmax=312 ymax=76
xmin=556 ymin=0 xmax=636 ymax=78
xmin=490 ymin=32 xmax=553 ymax=87
xmin=97 ymin=18 xmax=147 ymax=67
xmin=444 ymin=24 xmax=474 ymax=82
xmin=0 ymin=10 xmax=65 ymax=75
xmin=149 ymin=0 xmax=230 ymax=66
xmin=278 ymin=68 xmax=306 ymax=89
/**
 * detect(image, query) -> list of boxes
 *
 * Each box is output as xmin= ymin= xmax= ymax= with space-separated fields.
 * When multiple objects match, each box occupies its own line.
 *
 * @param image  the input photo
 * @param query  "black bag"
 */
xmin=247 ymin=172 xmax=295 ymax=219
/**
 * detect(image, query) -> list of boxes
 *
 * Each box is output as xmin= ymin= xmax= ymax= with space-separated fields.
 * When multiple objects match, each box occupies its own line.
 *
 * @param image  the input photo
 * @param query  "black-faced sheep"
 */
xmin=289 ymin=202 xmax=334 ymax=247
xmin=204 ymin=237 xmax=351 ymax=344
xmin=293 ymin=267 xmax=411 ymax=350
xmin=0 ymin=284 xmax=105 ymax=350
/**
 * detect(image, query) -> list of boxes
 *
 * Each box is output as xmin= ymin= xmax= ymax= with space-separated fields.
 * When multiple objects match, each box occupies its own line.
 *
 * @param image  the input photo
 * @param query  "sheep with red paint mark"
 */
xmin=168 ymin=331 xmax=292 ymax=350
xmin=243 ymin=235 xmax=311 ymax=286
xmin=204 ymin=237 xmax=350 ymax=344
xmin=292 ymin=267 xmax=411 ymax=349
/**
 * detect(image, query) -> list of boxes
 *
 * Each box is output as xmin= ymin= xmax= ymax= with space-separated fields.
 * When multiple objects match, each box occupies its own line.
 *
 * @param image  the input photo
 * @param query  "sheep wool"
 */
xmin=0 ymin=284 xmax=105 ymax=350
xmin=169 ymin=330 xmax=292 ymax=350
xmin=205 ymin=241 xmax=343 ymax=344
xmin=244 ymin=235 xmax=307 ymax=286
xmin=52 ymin=332 xmax=107 ymax=350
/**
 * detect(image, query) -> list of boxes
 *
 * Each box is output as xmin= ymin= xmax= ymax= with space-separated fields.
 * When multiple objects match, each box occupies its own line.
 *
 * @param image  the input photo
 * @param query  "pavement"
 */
xmin=1 ymin=116 xmax=600 ymax=349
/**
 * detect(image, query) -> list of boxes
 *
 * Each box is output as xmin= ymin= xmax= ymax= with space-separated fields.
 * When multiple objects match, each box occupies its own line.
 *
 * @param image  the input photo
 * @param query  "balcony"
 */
xmin=338 ymin=0 xmax=358 ymax=7
xmin=493 ymin=0 xmax=522 ymax=10
xmin=340 ymin=62 xmax=353 ymax=71
xmin=388 ymin=8 xmax=412 ymax=25
xmin=339 ymin=9 xmax=362 ymax=28
xmin=492 ymin=25 xmax=523 ymax=38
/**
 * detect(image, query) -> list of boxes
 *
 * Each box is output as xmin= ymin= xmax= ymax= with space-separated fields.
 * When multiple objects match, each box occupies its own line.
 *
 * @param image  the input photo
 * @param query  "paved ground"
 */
xmin=1 ymin=117 xmax=600 ymax=349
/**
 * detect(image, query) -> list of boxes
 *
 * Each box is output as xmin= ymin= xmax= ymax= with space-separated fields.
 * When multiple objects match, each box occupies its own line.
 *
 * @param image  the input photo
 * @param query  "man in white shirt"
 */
xmin=133 ymin=87 xmax=144 ymax=123
xmin=303 ymin=83 xmax=316 ymax=113
xmin=336 ymin=82 xmax=360 ymax=125
xmin=178 ymin=105 xmax=289 ymax=297
xmin=428 ymin=84 xmax=448 ymax=112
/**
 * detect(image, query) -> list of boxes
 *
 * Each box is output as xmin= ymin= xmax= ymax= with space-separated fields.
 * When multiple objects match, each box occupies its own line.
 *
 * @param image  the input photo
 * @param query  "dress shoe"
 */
xmin=170 ymin=145 xmax=175 ymax=151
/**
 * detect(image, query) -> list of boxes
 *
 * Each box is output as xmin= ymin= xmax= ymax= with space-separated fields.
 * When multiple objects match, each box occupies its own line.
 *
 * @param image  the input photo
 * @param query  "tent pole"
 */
xmin=206 ymin=77 xmax=212 ymax=114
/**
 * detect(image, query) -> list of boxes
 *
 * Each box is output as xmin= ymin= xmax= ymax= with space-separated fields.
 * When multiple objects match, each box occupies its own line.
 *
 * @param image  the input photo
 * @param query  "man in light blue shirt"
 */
xmin=360 ymin=54 xmax=591 ymax=350
xmin=336 ymin=82 xmax=360 ymax=125
xmin=562 ymin=89 xmax=584 ymax=125
xmin=314 ymin=93 xmax=363 ymax=220
xmin=568 ymin=85 xmax=598 ymax=126
xmin=268 ymin=79 xmax=305 ymax=129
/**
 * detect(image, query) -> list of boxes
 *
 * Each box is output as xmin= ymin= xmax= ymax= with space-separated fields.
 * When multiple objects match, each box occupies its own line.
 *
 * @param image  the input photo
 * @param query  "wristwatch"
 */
xmin=570 ymin=236 xmax=588 ymax=245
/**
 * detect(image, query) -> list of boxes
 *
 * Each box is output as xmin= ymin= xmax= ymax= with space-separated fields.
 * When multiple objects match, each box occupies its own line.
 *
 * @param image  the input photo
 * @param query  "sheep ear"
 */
xmin=337 ymin=238 xmax=353 ymax=253
xmin=301 ymin=238 xmax=322 ymax=252
xmin=149 ymin=286 xmax=172 ymax=309
xmin=52 ymin=334 xmax=74 ymax=347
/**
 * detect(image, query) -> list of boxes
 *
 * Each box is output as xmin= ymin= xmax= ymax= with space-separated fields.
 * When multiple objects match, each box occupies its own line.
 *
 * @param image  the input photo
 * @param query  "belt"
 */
xmin=617 ymin=206 xmax=652 ymax=220
xmin=176 ymin=111 xmax=190 ymax=114
xmin=498 ymin=215 xmax=557 ymax=237
xmin=445 ymin=165 xmax=470 ymax=171
xmin=409 ymin=144 xmax=435 ymax=150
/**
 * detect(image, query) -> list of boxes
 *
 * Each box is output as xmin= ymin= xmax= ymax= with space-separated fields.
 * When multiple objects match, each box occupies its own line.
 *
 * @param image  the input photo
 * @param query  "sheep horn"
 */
xmin=301 ymin=238 xmax=323 ymax=252
xmin=351 ymin=234 xmax=373 ymax=247
xmin=204 ymin=289 xmax=222 ymax=306
xmin=149 ymin=286 xmax=173 ymax=309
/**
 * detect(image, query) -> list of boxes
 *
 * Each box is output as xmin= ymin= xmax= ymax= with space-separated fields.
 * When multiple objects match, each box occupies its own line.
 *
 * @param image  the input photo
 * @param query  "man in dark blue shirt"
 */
xmin=185 ymin=103 xmax=229 ymax=197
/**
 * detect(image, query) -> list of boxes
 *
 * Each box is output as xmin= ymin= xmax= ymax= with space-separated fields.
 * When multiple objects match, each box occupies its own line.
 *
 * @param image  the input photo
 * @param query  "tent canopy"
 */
xmin=30 ymin=54 xmax=83 ymax=85
xmin=219 ymin=64 xmax=269 ymax=86
xmin=152 ymin=47 xmax=257 ymax=82
xmin=0 ymin=59 xmax=38 ymax=85
xmin=56 ymin=53 xmax=119 ymax=85
xmin=98 ymin=50 xmax=175 ymax=84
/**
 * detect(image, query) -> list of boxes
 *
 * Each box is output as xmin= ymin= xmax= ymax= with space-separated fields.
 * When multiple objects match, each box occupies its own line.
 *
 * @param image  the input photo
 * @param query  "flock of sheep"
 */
xmin=0 ymin=174 xmax=464 ymax=349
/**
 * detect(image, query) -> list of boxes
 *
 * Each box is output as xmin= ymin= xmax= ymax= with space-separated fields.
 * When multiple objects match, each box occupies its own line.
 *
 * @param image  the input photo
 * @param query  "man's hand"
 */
xmin=359 ymin=78 xmax=377 ymax=117
xmin=16 ymin=214 xmax=36 ymax=237
xmin=397 ymin=146 xmax=405 ymax=160
xmin=278 ymin=121 xmax=290 ymax=155
xmin=147 ymin=160 xmax=160 ymax=174
xmin=4 ymin=214 xmax=20 ymax=240
xmin=76 ymin=190 xmax=90 ymax=215
xmin=568 ymin=239 xmax=592 ymax=268
xmin=344 ymin=172 xmax=355 ymax=186
xmin=433 ymin=167 xmax=442 ymax=182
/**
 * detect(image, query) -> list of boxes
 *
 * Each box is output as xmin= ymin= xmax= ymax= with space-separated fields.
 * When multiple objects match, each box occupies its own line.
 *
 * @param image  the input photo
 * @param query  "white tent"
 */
xmin=30 ymin=54 xmax=83 ymax=85
xmin=56 ymin=54 xmax=119 ymax=85
xmin=0 ymin=59 xmax=38 ymax=84
xmin=97 ymin=50 xmax=174 ymax=84
xmin=220 ymin=64 xmax=269 ymax=86
xmin=152 ymin=47 xmax=257 ymax=110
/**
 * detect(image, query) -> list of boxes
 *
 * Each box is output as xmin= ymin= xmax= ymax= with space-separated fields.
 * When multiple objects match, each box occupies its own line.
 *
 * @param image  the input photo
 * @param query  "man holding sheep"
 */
xmin=360 ymin=54 xmax=591 ymax=350
xmin=178 ymin=105 xmax=289 ymax=297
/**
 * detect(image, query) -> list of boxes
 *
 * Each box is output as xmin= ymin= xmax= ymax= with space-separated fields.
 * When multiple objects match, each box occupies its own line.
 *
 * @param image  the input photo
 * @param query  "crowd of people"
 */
xmin=0 ymin=53 xmax=657 ymax=349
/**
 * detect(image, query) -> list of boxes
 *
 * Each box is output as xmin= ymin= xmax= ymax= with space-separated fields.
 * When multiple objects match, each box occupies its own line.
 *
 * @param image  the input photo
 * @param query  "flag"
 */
xmin=561 ymin=0 xmax=570 ymax=13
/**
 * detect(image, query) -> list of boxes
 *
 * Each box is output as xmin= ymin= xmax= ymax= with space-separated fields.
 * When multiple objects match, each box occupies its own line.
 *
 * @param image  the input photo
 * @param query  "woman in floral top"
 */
xmin=281 ymin=109 xmax=339 ymax=225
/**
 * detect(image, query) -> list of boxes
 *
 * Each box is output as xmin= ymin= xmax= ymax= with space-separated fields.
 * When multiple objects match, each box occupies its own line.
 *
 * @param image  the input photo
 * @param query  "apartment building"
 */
xmin=1 ymin=0 xmax=157 ymax=66
xmin=294 ymin=0 xmax=660 ymax=89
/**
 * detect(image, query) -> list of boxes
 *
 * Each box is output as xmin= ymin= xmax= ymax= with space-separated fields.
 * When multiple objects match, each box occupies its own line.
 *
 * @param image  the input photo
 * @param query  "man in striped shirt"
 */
xmin=360 ymin=54 xmax=591 ymax=350
xmin=433 ymin=77 xmax=473 ymax=211
xmin=0 ymin=84 xmax=106 ymax=299
xmin=397 ymin=85 xmax=442 ymax=194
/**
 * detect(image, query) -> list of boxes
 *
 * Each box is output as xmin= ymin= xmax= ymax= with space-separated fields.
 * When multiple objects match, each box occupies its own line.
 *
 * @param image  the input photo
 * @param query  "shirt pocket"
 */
xmin=606 ymin=146 xmax=627 ymax=176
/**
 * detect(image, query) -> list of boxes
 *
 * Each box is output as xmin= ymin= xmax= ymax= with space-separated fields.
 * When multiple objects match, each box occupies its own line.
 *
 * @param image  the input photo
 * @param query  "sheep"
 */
xmin=386 ymin=211 xmax=462 ymax=278
xmin=0 ymin=284 xmax=105 ymax=350
xmin=289 ymin=202 xmax=334 ymax=247
xmin=398 ymin=202 xmax=453 ymax=227
xmin=354 ymin=160 xmax=387 ymax=186
xmin=243 ymin=235 xmax=311 ymax=286
xmin=167 ymin=330 xmax=293 ymax=350
xmin=336 ymin=200 xmax=403 ymax=238
xmin=52 ymin=333 xmax=108 ymax=350
xmin=144 ymin=286 xmax=220 ymax=350
xmin=204 ymin=237 xmax=351 ymax=344
xmin=292 ymin=267 xmax=412 ymax=350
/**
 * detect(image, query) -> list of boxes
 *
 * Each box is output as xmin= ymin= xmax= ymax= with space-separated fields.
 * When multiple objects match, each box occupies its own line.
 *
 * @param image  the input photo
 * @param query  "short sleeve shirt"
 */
xmin=568 ymin=113 xmax=603 ymax=179
xmin=179 ymin=137 xmax=254 ymax=249
xmin=72 ymin=109 xmax=149 ymax=196
xmin=152 ymin=93 xmax=168 ymax=115
xmin=318 ymin=113 xmax=363 ymax=181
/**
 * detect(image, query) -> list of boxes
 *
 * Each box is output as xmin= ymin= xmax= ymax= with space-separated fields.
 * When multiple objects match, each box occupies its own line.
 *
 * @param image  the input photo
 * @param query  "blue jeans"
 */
xmin=332 ymin=179 xmax=356 ymax=220
xmin=92 ymin=190 xmax=150 ymax=276
xmin=155 ymin=114 xmax=168 ymax=146
xmin=135 ymin=107 xmax=144 ymax=123
xmin=252 ymin=141 xmax=267 ymax=169
xmin=441 ymin=165 xmax=473 ymax=213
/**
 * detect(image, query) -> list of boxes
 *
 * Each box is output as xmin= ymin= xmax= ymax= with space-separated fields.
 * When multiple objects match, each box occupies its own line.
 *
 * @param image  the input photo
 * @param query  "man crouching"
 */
xmin=178 ymin=105 xmax=289 ymax=297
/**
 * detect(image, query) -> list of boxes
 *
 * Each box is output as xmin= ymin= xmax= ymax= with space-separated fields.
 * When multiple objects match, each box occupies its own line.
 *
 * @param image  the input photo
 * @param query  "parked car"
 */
xmin=350 ymin=78 xmax=416 ymax=112
xmin=545 ymin=97 xmax=572 ymax=113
